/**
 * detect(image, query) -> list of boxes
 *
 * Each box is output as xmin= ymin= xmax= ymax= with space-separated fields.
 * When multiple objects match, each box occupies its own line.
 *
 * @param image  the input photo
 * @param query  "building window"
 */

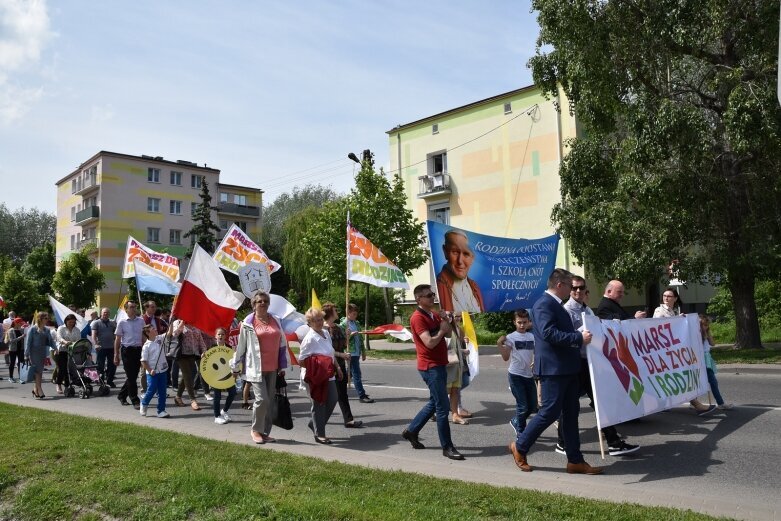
xmin=170 ymin=171 xmax=182 ymax=185
xmin=84 ymin=196 xmax=96 ymax=208
xmin=236 ymin=221 xmax=247 ymax=232
xmin=169 ymin=200 xmax=182 ymax=215
xmin=220 ymin=192 xmax=228 ymax=203
xmin=428 ymin=204 xmax=450 ymax=225
xmin=70 ymin=207 xmax=76 ymax=222
xmin=191 ymin=202 xmax=198 ymax=216
xmin=148 ymin=168 xmax=160 ymax=183
xmin=428 ymin=151 xmax=447 ymax=175
xmin=70 ymin=234 xmax=75 ymax=250
xmin=71 ymin=179 xmax=77 ymax=194
xmin=147 ymin=227 xmax=160 ymax=243
xmin=220 ymin=220 xmax=229 ymax=230
xmin=504 ymin=102 xmax=512 ymax=114
xmin=169 ymin=229 xmax=181 ymax=244
xmin=235 ymin=194 xmax=247 ymax=205
xmin=432 ymin=123 xmax=439 ymax=134
xmin=147 ymin=198 xmax=160 ymax=213
xmin=191 ymin=175 xmax=203 ymax=189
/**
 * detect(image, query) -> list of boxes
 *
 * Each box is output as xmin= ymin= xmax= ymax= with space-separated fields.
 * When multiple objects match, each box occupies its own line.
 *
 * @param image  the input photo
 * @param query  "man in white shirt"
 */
xmin=114 ymin=301 xmax=145 ymax=409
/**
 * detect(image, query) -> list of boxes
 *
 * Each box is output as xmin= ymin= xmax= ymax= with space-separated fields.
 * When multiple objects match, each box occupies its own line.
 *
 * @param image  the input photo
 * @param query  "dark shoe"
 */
xmin=443 ymin=447 xmax=465 ymax=460
xmin=566 ymin=461 xmax=604 ymax=475
xmin=117 ymin=396 xmax=130 ymax=406
xmin=314 ymin=436 xmax=332 ymax=445
xmin=402 ymin=429 xmax=425 ymax=449
xmin=508 ymin=442 xmax=532 ymax=472
xmin=345 ymin=420 xmax=363 ymax=428
xmin=359 ymin=396 xmax=375 ymax=404
xmin=607 ymin=440 xmax=640 ymax=456
xmin=108 ymin=382 xmax=116 ymax=388
xmin=554 ymin=443 xmax=567 ymax=455
xmin=132 ymin=402 xmax=141 ymax=410
xmin=697 ymin=404 xmax=717 ymax=417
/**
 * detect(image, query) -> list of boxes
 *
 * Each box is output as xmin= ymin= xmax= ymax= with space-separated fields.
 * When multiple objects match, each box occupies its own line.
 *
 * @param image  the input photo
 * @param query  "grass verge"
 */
xmin=0 ymin=404 xmax=722 ymax=521
xmin=711 ymin=346 xmax=781 ymax=364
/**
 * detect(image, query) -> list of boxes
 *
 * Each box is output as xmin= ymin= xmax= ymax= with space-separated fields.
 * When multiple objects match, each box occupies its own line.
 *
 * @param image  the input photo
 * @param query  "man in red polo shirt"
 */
xmin=401 ymin=284 xmax=465 ymax=460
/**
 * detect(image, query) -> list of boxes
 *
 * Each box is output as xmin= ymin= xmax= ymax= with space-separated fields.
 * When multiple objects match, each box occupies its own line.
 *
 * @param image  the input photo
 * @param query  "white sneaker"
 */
xmin=205 ymin=393 xmax=214 ymax=401
xmin=139 ymin=405 xmax=148 ymax=416
xmin=221 ymin=410 xmax=232 ymax=422
xmin=214 ymin=416 xmax=228 ymax=425
xmin=157 ymin=410 xmax=170 ymax=418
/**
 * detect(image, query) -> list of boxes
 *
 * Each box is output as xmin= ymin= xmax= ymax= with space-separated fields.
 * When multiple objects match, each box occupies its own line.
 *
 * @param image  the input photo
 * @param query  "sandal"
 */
xmin=451 ymin=414 xmax=469 ymax=425
xmin=174 ymin=396 xmax=184 ymax=407
xmin=191 ymin=401 xmax=201 ymax=411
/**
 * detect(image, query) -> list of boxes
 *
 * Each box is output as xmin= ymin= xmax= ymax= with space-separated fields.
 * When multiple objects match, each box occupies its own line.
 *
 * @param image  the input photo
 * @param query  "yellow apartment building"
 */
xmin=388 ymin=86 xmax=714 ymax=311
xmin=55 ymin=151 xmax=262 ymax=311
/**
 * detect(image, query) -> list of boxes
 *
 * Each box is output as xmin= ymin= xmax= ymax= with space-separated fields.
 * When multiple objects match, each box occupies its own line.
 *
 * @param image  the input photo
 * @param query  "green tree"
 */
xmin=0 ymin=203 xmax=56 ymax=264
xmin=51 ymin=250 xmax=106 ymax=309
xmin=530 ymin=0 xmax=781 ymax=348
xmin=263 ymin=184 xmax=341 ymax=298
xmin=184 ymin=180 xmax=221 ymax=257
xmin=22 ymin=242 xmax=55 ymax=298
xmin=0 ymin=265 xmax=45 ymax=317
xmin=283 ymin=152 xmax=427 ymax=320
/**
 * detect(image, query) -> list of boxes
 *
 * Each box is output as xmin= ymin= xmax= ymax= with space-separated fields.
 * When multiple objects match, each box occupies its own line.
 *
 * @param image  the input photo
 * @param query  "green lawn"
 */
xmin=711 ymin=346 xmax=781 ymax=364
xmin=0 ymin=404 xmax=724 ymax=521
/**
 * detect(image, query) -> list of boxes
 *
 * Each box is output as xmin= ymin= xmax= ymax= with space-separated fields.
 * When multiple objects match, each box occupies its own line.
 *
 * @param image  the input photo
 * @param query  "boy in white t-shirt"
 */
xmin=139 ymin=325 xmax=170 ymax=418
xmin=498 ymin=309 xmax=536 ymax=436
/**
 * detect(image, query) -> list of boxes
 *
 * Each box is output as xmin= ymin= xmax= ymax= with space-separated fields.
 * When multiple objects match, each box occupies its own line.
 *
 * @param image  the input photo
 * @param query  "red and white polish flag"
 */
xmin=172 ymin=245 xmax=245 ymax=333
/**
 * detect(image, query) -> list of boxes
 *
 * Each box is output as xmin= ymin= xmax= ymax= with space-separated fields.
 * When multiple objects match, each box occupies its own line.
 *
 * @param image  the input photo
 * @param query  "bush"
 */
xmin=474 ymin=311 xmax=514 ymax=335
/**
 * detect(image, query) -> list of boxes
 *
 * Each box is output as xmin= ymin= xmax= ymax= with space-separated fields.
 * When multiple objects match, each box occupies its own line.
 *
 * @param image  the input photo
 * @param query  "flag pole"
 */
xmin=345 ymin=211 xmax=350 ymax=314
xmin=116 ymin=278 xmax=125 ymax=312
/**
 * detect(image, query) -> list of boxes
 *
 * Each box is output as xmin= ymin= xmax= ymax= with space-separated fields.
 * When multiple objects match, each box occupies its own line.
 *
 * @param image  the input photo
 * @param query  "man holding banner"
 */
xmin=509 ymin=269 xmax=604 ymax=475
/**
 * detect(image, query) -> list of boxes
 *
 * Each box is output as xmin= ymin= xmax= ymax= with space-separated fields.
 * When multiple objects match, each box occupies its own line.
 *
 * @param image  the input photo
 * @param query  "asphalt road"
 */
xmin=2 ymin=354 xmax=779 ymax=520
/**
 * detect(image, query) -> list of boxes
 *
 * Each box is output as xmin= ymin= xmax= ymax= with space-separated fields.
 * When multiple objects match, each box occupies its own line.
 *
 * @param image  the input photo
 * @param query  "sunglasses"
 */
xmin=571 ymin=286 xmax=586 ymax=291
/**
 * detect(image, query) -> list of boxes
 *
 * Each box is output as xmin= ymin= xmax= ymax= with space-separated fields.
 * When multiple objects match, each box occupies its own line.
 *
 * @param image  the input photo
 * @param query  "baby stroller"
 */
xmin=66 ymin=339 xmax=110 ymax=398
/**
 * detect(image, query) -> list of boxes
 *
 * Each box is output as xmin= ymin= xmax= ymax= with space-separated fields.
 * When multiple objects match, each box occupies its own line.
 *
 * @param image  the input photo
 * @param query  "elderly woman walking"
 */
xmin=25 ymin=312 xmax=56 ymax=399
xmin=231 ymin=291 xmax=289 ymax=445
xmin=55 ymin=313 xmax=81 ymax=394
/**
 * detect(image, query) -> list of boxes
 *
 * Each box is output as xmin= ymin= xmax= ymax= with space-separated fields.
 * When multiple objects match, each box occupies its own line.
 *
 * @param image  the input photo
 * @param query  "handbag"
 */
xmin=164 ymin=335 xmax=181 ymax=359
xmin=272 ymin=376 xmax=294 ymax=430
xmin=19 ymin=362 xmax=37 ymax=384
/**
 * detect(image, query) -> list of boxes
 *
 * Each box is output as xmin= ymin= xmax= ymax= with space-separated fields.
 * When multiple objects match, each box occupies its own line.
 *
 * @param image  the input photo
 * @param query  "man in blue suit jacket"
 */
xmin=509 ymin=268 xmax=604 ymax=475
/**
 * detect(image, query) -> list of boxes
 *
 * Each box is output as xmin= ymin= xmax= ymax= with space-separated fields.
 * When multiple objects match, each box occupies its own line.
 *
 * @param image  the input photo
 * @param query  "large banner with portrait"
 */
xmin=584 ymin=314 xmax=709 ymax=429
xmin=426 ymin=221 xmax=559 ymax=313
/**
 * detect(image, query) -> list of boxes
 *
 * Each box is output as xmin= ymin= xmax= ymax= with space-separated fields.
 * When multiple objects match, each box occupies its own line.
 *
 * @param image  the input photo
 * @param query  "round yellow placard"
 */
xmin=200 ymin=346 xmax=236 ymax=390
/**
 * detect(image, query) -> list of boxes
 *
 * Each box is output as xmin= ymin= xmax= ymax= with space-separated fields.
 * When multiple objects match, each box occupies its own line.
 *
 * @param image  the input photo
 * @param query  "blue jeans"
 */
xmin=508 ymin=373 xmax=537 ymax=432
xmin=350 ymin=356 xmax=367 ymax=398
xmin=141 ymin=372 xmax=168 ymax=414
xmin=516 ymin=374 xmax=584 ymax=463
xmin=706 ymin=368 xmax=725 ymax=405
xmin=213 ymin=385 xmax=237 ymax=417
xmin=407 ymin=365 xmax=453 ymax=449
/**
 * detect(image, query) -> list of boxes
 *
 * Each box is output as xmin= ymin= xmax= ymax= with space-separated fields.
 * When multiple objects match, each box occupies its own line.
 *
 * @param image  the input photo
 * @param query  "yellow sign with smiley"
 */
xmin=200 ymin=346 xmax=236 ymax=390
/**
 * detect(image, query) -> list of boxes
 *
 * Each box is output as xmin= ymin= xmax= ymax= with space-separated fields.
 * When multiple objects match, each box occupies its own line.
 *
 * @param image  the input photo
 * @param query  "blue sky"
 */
xmin=0 ymin=0 xmax=539 ymax=212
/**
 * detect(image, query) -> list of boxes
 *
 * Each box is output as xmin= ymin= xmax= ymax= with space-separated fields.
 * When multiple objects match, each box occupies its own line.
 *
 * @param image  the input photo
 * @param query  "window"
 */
xmin=191 ymin=202 xmax=198 ymax=216
xmin=220 ymin=220 xmax=229 ymax=231
xmin=148 ymin=168 xmax=160 ymax=183
xmin=428 ymin=203 xmax=450 ymax=225
xmin=147 ymin=198 xmax=160 ymax=213
xmin=220 ymin=192 xmax=228 ymax=203
xmin=170 ymin=171 xmax=182 ymax=185
xmin=236 ymin=221 xmax=247 ymax=232
xmin=70 ymin=207 xmax=76 ymax=222
xmin=169 ymin=200 xmax=182 ymax=215
xmin=235 ymin=194 xmax=247 ymax=205
xmin=147 ymin=227 xmax=160 ymax=243
xmin=504 ymin=102 xmax=512 ymax=114
xmin=432 ymin=123 xmax=439 ymax=134
xmin=84 ymin=196 xmax=96 ymax=208
xmin=169 ymin=229 xmax=181 ymax=244
xmin=70 ymin=234 xmax=76 ymax=250
xmin=71 ymin=179 xmax=77 ymax=194
xmin=191 ymin=174 xmax=203 ymax=189
xmin=428 ymin=151 xmax=447 ymax=175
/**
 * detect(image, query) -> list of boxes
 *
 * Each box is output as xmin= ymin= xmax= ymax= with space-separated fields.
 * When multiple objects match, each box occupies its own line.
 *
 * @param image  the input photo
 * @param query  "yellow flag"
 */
xmin=311 ymin=289 xmax=322 ymax=310
xmin=461 ymin=311 xmax=478 ymax=350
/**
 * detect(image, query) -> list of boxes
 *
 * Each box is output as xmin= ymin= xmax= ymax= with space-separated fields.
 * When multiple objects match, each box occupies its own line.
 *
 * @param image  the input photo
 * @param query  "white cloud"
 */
xmin=0 ymin=0 xmax=52 ymax=123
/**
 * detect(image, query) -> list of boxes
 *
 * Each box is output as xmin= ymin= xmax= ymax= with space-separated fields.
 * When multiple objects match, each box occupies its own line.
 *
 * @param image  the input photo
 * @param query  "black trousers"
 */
xmin=334 ymin=357 xmax=353 ymax=424
xmin=558 ymin=358 xmax=621 ymax=446
xmin=118 ymin=346 xmax=141 ymax=404
xmin=54 ymin=352 xmax=70 ymax=387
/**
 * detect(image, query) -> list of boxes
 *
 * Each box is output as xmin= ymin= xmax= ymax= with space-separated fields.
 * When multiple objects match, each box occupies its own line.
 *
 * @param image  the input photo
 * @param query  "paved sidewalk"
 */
xmin=2 ymin=361 xmax=779 ymax=521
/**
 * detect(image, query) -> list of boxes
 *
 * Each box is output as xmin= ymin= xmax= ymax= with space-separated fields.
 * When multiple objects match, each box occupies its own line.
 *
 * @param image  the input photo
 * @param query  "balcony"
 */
xmin=74 ymin=175 xmax=99 ymax=196
xmin=79 ymin=237 xmax=98 ymax=250
xmin=417 ymin=172 xmax=452 ymax=199
xmin=75 ymin=205 xmax=99 ymax=225
xmin=217 ymin=202 xmax=260 ymax=218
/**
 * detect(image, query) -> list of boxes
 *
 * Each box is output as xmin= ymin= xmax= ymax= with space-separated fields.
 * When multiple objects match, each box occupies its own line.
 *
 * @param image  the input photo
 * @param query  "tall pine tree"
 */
xmin=184 ymin=179 xmax=221 ymax=257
